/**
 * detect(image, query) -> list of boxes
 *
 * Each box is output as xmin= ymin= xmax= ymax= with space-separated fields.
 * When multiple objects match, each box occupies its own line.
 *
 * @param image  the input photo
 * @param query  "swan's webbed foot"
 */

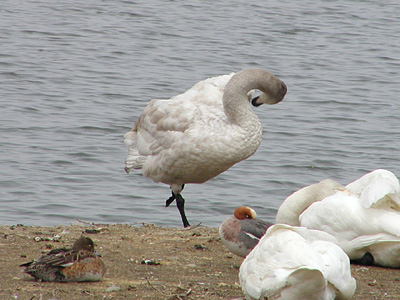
xmin=351 ymin=252 xmax=374 ymax=266
xmin=166 ymin=191 xmax=190 ymax=228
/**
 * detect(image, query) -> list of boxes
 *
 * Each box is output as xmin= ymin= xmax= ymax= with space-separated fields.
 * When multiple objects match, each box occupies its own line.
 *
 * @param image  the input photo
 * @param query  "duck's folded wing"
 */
xmin=239 ymin=219 xmax=272 ymax=242
xmin=34 ymin=249 xmax=82 ymax=267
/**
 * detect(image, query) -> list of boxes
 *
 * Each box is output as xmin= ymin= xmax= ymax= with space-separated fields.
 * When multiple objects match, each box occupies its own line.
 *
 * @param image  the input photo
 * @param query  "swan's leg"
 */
xmin=166 ymin=184 xmax=185 ymax=207
xmin=176 ymin=194 xmax=190 ymax=228
xmin=165 ymin=185 xmax=190 ymax=227
xmin=166 ymin=192 xmax=176 ymax=207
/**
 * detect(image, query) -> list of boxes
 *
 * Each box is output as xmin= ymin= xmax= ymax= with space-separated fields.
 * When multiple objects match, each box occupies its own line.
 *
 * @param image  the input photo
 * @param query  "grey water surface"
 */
xmin=1 ymin=0 xmax=399 ymax=227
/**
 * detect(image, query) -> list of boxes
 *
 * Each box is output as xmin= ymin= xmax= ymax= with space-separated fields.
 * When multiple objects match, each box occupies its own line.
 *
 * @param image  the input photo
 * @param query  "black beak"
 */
xmin=251 ymin=96 xmax=263 ymax=107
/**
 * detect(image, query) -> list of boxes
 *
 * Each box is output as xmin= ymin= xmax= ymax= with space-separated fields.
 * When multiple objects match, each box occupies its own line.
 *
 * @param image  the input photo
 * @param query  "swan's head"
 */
xmin=252 ymin=80 xmax=287 ymax=107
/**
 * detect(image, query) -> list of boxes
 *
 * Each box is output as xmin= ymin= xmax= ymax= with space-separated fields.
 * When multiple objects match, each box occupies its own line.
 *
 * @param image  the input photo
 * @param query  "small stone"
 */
xmin=84 ymin=229 xmax=100 ymax=234
xmin=52 ymin=234 xmax=61 ymax=241
xmin=194 ymin=244 xmax=207 ymax=250
xmin=106 ymin=285 xmax=121 ymax=292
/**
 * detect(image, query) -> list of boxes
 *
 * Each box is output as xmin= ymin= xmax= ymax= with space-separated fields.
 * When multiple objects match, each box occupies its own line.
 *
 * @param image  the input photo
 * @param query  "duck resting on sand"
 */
xmin=219 ymin=206 xmax=273 ymax=257
xmin=124 ymin=69 xmax=287 ymax=227
xmin=20 ymin=236 xmax=106 ymax=282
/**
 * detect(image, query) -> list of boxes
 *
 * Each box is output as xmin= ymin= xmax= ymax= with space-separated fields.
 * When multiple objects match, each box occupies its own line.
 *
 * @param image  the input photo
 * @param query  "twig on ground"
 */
xmin=74 ymin=218 xmax=103 ymax=228
xmin=165 ymin=287 xmax=192 ymax=300
xmin=179 ymin=222 xmax=203 ymax=231
xmin=146 ymin=277 xmax=166 ymax=296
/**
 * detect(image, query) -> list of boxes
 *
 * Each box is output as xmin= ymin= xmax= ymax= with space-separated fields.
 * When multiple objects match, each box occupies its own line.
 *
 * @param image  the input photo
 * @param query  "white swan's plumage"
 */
xmin=239 ymin=224 xmax=356 ymax=300
xmin=300 ymin=189 xmax=400 ymax=267
xmin=275 ymin=179 xmax=345 ymax=226
xmin=124 ymin=69 xmax=287 ymax=227
xmin=125 ymin=74 xmax=235 ymax=175
xmin=277 ymin=169 xmax=400 ymax=268
xmin=345 ymin=168 xmax=400 ymax=209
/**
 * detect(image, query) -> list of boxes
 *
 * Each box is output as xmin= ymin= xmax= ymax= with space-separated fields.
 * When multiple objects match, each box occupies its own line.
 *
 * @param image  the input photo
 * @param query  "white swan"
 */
xmin=124 ymin=69 xmax=287 ymax=227
xmin=239 ymin=224 xmax=356 ymax=300
xmin=277 ymin=169 xmax=400 ymax=268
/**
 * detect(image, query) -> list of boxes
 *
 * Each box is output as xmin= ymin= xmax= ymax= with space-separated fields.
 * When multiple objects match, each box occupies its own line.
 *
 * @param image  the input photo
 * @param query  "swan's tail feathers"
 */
xmin=125 ymin=148 xmax=146 ymax=172
xmin=124 ymin=131 xmax=136 ymax=147
xmin=275 ymin=268 xmax=328 ymax=300
xmin=124 ymin=131 xmax=146 ymax=172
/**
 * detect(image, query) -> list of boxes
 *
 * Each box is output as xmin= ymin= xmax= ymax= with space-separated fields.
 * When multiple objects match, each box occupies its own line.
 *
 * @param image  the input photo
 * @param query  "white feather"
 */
xmin=239 ymin=224 xmax=356 ymax=300
xmin=277 ymin=169 xmax=400 ymax=268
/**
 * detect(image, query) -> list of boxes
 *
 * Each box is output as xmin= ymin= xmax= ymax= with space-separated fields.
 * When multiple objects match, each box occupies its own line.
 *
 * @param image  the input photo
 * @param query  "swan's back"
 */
xmin=239 ymin=224 xmax=356 ymax=300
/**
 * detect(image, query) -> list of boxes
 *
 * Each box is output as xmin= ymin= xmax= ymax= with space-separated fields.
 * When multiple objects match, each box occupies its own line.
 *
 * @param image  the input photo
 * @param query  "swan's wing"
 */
xmin=299 ymin=192 xmax=368 ymax=239
xmin=239 ymin=225 xmax=326 ymax=300
xmin=312 ymin=240 xmax=356 ymax=300
xmin=124 ymin=73 xmax=234 ymax=171
xmin=300 ymin=191 xmax=400 ymax=262
xmin=348 ymin=233 xmax=400 ymax=248
xmin=372 ymin=193 xmax=400 ymax=211
xmin=275 ymin=268 xmax=328 ymax=300
xmin=339 ymin=233 xmax=400 ymax=266
xmin=346 ymin=169 xmax=400 ymax=208
xmin=268 ymin=223 xmax=354 ymax=299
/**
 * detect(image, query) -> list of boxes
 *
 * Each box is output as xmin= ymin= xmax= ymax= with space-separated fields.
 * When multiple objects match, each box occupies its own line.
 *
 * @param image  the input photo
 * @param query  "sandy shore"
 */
xmin=1 ymin=222 xmax=399 ymax=300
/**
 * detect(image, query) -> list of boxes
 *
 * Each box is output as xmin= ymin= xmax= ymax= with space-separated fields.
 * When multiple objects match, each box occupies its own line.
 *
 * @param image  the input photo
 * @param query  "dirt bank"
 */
xmin=0 ymin=222 xmax=399 ymax=299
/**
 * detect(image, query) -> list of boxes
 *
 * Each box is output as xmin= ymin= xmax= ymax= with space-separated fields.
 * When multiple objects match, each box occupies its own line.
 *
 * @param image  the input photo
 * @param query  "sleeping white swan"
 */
xmin=277 ymin=169 xmax=400 ymax=268
xmin=239 ymin=224 xmax=356 ymax=300
xmin=124 ymin=69 xmax=287 ymax=227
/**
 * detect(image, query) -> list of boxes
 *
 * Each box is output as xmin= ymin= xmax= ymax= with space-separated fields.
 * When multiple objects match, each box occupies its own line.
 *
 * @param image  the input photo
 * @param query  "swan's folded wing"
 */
xmin=346 ymin=169 xmax=400 ymax=208
xmin=125 ymin=73 xmax=234 ymax=161
xmin=240 ymin=225 xmax=327 ymax=300
xmin=312 ymin=240 xmax=356 ymax=300
xmin=342 ymin=233 xmax=400 ymax=255
xmin=275 ymin=268 xmax=327 ymax=300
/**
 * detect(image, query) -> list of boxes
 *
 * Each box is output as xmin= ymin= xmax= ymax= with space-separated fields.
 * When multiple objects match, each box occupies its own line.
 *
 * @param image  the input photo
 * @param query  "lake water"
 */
xmin=1 ymin=0 xmax=399 ymax=227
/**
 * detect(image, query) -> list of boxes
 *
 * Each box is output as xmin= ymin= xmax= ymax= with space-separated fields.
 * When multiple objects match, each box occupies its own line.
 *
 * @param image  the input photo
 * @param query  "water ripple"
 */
xmin=0 ymin=0 xmax=399 ymax=227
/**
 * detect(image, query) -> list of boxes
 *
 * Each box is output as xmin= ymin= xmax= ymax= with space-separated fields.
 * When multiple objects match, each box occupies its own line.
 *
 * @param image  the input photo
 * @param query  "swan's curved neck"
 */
xmin=223 ymin=69 xmax=274 ymax=124
xmin=276 ymin=179 xmax=345 ymax=226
